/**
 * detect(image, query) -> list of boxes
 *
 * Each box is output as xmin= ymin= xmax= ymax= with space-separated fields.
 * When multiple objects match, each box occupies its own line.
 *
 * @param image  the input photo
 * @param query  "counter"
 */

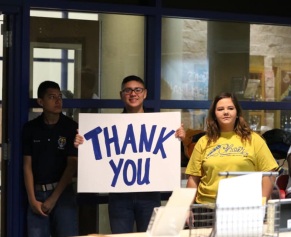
xmin=81 ymin=228 xmax=291 ymax=237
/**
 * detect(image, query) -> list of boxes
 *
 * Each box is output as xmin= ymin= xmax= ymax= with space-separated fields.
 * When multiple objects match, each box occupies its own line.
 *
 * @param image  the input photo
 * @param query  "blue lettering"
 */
xmin=137 ymin=158 xmax=150 ymax=185
xmin=85 ymin=124 xmax=175 ymax=160
xmin=84 ymin=126 xmax=103 ymax=160
xmin=109 ymin=158 xmax=151 ymax=187
xmin=109 ymin=159 xmax=124 ymax=187
xmin=104 ymin=125 xmax=120 ymax=157
xmin=121 ymin=124 xmax=137 ymax=154
xmin=153 ymin=127 xmax=175 ymax=158
xmin=123 ymin=160 xmax=136 ymax=186
xmin=139 ymin=124 xmax=156 ymax=152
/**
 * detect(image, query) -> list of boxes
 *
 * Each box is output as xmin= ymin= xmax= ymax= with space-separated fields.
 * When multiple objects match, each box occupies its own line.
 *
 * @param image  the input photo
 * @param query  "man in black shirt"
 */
xmin=22 ymin=81 xmax=78 ymax=237
xmin=75 ymin=75 xmax=185 ymax=234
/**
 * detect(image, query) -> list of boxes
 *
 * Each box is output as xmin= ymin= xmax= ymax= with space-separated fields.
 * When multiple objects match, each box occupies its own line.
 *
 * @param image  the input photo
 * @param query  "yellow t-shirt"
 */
xmin=185 ymin=131 xmax=279 ymax=204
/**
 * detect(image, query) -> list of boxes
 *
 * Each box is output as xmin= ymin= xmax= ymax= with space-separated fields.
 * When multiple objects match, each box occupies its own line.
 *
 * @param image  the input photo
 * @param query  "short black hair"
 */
xmin=37 ymin=81 xmax=60 ymax=98
xmin=121 ymin=75 xmax=145 ymax=89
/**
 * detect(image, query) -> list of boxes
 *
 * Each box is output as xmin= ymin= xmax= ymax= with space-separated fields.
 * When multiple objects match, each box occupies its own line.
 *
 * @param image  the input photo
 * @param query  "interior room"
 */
xmin=1 ymin=1 xmax=291 ymax=236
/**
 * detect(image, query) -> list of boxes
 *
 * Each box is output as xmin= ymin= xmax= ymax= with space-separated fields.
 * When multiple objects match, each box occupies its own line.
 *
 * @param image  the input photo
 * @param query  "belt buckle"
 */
xmin=37 ymin=182 xmax=58 ymax=191
xmin=41 ymin=184 xmax=47 ymax=191
xmin=47 ymin=183 xmax=53 ymax=190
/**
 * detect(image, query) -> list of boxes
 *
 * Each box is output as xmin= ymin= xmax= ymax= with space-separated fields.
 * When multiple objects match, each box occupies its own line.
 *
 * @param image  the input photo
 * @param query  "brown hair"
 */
xmin=206 ymin=92 xmax=251 ymax=145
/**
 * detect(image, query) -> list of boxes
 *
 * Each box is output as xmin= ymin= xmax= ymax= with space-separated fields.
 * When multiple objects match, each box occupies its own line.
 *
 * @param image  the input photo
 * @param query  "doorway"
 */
xmin=29 ymin=13 xmax=101 ymax=235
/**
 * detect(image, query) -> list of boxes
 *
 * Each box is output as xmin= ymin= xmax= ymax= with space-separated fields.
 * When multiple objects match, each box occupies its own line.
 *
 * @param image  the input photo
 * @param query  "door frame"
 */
xmin=1 ymin=6 xmax=28 ymax=237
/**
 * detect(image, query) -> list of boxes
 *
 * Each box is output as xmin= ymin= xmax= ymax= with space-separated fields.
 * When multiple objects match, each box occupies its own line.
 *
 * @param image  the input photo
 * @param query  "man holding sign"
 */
xmin=75 ymin=75 xmax=185 ymax=234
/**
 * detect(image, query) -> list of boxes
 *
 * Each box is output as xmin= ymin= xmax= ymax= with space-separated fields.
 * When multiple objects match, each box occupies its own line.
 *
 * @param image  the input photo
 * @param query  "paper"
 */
xmin=216 ymin=172 xmax=262 ymax=207
xmin=147 ymin=188 xmax=196 ymax=237
xmin=77 ymin=112 xmax=181 ymax=193
xmin=215 ymin=173 xmax=265 ymax=237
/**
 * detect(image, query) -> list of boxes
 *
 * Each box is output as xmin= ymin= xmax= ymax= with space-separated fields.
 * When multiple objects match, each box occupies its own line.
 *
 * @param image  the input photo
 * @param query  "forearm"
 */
xmin=262 ymin=175 xmax=276 ymax=201
xmin=23 ymin=156 xmax=36 ymax=204
xmin=49 ymin=156 xmax=77 ymax=201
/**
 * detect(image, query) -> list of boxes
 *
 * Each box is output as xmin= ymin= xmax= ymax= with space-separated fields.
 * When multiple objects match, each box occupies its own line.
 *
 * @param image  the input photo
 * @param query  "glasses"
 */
xmin=122 ymin=87 xmax=145 ymax=95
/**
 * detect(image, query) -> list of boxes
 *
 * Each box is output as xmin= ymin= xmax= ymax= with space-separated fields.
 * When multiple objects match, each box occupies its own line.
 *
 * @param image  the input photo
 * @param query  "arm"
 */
xmin=254 ymin=134 xmax=280 ymax=201
xmin=186 ymin=175 xmax=201 ymax=226
xmin=187 ymin=175 xmax=200 ymax=202
xmin=23 ymin=155 xmax=47 ymax=216
xmin=41 ymin=156 xmax=77 ymax=214
xmin=262 ymin=171 xmax=276 ymax=202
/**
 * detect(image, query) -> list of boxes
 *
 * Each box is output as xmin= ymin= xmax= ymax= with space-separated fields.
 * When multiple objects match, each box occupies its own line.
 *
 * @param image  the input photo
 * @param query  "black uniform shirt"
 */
xmin=22 ymin=113 xmax=78 ymax=184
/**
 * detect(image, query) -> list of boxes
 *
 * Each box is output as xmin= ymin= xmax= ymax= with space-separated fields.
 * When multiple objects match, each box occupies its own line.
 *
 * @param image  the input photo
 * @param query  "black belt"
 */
xmin=35 ymin=182 xmax=58 ymax=192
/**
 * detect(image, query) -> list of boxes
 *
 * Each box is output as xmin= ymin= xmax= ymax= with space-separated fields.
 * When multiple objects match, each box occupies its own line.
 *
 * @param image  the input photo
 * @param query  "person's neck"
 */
xmin=125 ymin=106 xmax=144 ymax=113
xmin=43 ymin=112 xmax=60 ymax=125
xmin=221 ymin=129 xmax=234 ymax=133
xmin=220 ymin=125 xmax=235 ymax=133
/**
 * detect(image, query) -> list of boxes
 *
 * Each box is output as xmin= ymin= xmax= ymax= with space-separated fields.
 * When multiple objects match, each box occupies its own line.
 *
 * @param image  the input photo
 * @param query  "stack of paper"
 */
xmin=215 ymin=172 xmax=265 ymax=237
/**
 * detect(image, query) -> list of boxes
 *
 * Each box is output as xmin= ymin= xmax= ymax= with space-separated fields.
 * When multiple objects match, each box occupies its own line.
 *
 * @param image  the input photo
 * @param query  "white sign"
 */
xmin=77 ymin=112 xmax=181 ymax=193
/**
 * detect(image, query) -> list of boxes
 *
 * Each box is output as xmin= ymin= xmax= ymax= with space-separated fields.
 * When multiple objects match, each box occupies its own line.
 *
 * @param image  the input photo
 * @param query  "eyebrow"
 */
xmin=47 ymin=93 xmax=62 ymax=96
xmin=123 ymin=87 xmax=144 ymax=89
xmin=216 ymin=105 xmax=235 ymax=109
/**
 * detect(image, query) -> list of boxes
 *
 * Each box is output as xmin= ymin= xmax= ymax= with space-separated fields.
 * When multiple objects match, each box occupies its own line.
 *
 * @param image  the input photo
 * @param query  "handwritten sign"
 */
xmin=77 ymin=112 xmax=181 ymax=193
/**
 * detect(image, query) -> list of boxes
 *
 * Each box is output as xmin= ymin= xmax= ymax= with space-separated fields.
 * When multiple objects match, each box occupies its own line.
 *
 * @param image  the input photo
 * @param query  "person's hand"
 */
xmin=175 ymin=123 xmax=186 ymax=141
xmin=29 ymin=199 xmax=48 ymax=217
xmin=185 ymin=209 xmax=194 ymax=227
xmin=41 ymin=196 xmax=57 ymax=215
xmin=74 ymin=131 xmax=84 ymax=148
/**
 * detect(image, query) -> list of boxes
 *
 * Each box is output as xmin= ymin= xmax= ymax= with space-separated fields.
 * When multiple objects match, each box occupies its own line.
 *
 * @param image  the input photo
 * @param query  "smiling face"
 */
xmin=120 ymin=80 xmax=147 ymax=113
xmin=215 ymin=97 xmax=237 ymax=132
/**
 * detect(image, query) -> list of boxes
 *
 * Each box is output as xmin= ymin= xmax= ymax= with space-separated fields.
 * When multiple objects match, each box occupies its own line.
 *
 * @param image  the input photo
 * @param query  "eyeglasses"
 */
xmin=122 ymin=87 xmax=145 ymax=95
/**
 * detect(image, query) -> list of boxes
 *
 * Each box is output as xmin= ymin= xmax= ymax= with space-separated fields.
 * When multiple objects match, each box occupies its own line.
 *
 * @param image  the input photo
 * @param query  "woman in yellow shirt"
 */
xmin=186 ymin=92 xmax=279 ymax=204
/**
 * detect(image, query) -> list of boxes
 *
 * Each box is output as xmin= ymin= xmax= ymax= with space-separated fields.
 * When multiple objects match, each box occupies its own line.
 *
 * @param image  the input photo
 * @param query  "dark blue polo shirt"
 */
xmin=22 ymin=113 xmax=78 ymax=184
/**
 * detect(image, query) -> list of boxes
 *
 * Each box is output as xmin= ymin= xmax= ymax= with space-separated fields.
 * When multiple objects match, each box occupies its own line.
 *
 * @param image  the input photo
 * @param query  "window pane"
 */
xmin=161 ymin=109 xmax=207 ymax=131
xmin=30 ymin=11 xmax=145 ymax=105
xmin=33 ymin=48 xmax=62 ymax=59
xmin=99 ymin=13 xmax=145 ymax=99
xmin=30 ymin=10 xmax=63 ymax=18
xmin=68 ymin=12 xmax=98 ymax=21
xmin=32 ymin=62 xmax=62 ymax=98
xmin=161 ymin=18 xmax=208 ymax=100
xmin=30 ymin=12 xmax=100 ymax=103
xmin=161 ymin=18 xmax=291 ymax=104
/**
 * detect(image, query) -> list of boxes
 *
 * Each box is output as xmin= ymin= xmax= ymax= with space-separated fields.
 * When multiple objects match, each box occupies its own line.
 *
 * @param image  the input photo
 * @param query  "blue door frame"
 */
xmin=1 ymin=5 xmax=30 ymax=237
xmin=2 ymin=2 xmax=291 ymax=237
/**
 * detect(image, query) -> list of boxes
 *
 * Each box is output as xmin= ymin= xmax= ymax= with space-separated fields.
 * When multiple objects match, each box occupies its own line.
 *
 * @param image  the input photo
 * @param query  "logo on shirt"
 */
xmin=206 ymin=144 xmax=248 ymax=158
xmin=58 ymin=136 xmax=66 ymax=150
